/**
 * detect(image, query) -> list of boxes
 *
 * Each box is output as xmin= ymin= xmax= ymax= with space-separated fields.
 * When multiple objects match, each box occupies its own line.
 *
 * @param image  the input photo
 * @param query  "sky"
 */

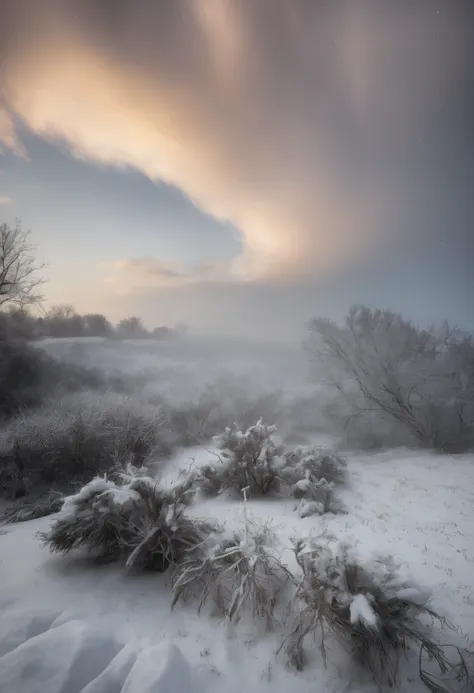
xmin=0 ymin=0 xmax=472 ymax=342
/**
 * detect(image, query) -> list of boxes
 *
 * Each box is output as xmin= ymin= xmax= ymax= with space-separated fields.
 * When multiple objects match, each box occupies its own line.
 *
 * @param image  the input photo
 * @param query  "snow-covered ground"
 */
xmin=1 ymin=445 xmax=473 ymax=693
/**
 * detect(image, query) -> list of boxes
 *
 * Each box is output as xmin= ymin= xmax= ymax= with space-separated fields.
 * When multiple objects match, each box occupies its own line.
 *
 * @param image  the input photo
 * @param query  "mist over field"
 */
xmin=1 ymin=0 xmax=473 ymax=691
xmin=0 ymin=328 xmax=473 ymax=693
xmin=36 ymin=334 xmax=331 ymax=448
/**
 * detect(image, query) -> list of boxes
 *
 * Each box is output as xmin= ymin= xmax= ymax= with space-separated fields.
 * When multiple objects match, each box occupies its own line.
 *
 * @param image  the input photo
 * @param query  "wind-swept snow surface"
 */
xmin=1 ymin=448 xmax=474 ymax=692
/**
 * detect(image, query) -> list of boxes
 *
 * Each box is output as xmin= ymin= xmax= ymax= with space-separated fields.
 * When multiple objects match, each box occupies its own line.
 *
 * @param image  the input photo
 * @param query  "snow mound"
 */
xmin=0 ymin=619 xmax=121 ymax=693
xmin=0 ymin=611 xmax=219 ymax=693
xmin=1 ymin=449 xmax=473 ymax=693
xmin=80 ymin=646 xmax=138 ymax=693
xmin=0 ymin=607 xmax=62 ymax=658
xmin=121 ymin=643 xmax=195 ymax=693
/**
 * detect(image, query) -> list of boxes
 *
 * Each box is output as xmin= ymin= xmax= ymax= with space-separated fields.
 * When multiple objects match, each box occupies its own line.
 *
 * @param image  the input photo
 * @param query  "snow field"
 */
xmin=1 ymin=445 xmax=473 ymax=692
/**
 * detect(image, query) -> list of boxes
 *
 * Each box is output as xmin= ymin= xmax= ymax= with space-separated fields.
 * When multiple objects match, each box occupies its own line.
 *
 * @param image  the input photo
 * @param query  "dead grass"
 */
xmin=39 ymin=470 xmax=219 ymax=574
xmin=282 ymin=539 xmax=474 ymax=692
xmin=172 ymin=519 xmax=293 ymax=629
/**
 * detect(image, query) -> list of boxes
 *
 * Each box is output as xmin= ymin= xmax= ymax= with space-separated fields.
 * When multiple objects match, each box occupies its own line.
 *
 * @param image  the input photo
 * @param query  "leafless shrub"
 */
xmin=166 ymin=391 xmax=224 ymax=446
xmin=0 ymin=394 xmax=170 ymax=498
xmin=0 ymin=405 xmax=111 ymax=493
xmin=165 ymin=379 xmax=284 ymax=448
xmin=172 ymin=517 xmax=293 ymax=628
xmin=283 ymin=539 xmax=474 ymax=691
xmin=306 ymin=305 xmax=474 ymax=453
xmin=196 ymin=420 xmax=285 ymax=497
xmin=281 ymin=446 xmax=348 ymax=487
xmin=100 ymin=400 xmax=172 ymax=467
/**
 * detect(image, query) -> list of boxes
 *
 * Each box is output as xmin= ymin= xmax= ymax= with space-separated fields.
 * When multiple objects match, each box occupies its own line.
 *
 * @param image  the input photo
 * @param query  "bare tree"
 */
xmin=43 ymin=304 xmax=85 ymax=337
xmin=0 ymin=220 xmax=46 ymax=308
xmin=117 ymin=316 xmax=147 ymax=339
xmin=306 ymin=305 xmax=474 ymax=453
xmin=83 ymin=313 xmax=111 ymax=337
xmin=48 ymin=304 xmax=75 ymax=320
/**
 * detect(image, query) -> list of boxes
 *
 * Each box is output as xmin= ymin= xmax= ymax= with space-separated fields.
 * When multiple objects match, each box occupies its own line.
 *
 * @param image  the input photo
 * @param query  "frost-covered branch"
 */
xmin=306 ymin=305 xmax=474 ymax=452
xmin=0 ymin=220 xmax=46 ymax=308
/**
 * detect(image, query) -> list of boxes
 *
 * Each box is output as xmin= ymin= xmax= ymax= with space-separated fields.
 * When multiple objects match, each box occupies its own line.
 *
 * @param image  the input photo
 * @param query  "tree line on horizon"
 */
xmin=0 ymin=220 xmax=186 ymax=342
xmin=0 ymin=304 xmax=188 ymax=341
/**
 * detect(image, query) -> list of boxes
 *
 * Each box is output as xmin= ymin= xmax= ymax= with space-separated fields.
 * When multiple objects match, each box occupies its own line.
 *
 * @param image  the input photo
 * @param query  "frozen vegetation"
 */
xmin=0 ymin=314 xmax=473 ymax=692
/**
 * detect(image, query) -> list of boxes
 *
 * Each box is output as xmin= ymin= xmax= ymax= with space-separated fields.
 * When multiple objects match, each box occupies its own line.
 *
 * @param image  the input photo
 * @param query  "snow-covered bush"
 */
xmin=279 ymin=446 xmax=347 ymax=517
xmin=172 ymin=518 xmax=292 ymax=628
xmin=124 ymin=474 xmax=217 ymax=572
xmin=196 ymin=420 xmax=284 ymax=497
xmin=284 ymin=539 xmax=473 ymax=692
xmin=41 ymin=472 xmax=218 ymax=570
xmin=293 ymin=476 xmax=344 ymax=517
xmin=0 ymin=393 xmax=171 ymax=497
xmin=194 ymin=428 xmax=346 ymax=515
xmin=39 ymin=477 xmax=142 ymax=561
xmin=281 ymin=445 xmax=347 ymax=487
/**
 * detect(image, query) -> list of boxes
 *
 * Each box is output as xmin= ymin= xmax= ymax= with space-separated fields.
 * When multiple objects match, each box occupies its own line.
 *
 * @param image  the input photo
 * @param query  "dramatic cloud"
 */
xmin=0 ymin=0 xmax=471 ymax=282
xmin=0 ymin=103 xmax=26 ymax=158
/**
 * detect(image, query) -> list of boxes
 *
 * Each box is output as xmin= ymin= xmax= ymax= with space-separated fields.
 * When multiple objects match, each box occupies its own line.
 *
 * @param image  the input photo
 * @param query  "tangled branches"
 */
xmin=283 ymin=539 xmax=473 ymax=692
xmin=172 ymin=519 xmax=292 ymax=629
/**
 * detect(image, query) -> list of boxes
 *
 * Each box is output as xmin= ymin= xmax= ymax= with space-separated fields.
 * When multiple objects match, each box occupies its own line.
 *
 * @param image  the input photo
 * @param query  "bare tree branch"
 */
xmin=306 ymin=305 xmax=474 ymax=453
xmin=0 ymin=220 xmax=46 ymax=309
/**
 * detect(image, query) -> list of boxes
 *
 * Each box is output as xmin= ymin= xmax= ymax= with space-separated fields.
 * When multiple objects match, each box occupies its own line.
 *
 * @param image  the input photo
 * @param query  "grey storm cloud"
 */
xmin=0 ymin=0 xmax=472 ymax=284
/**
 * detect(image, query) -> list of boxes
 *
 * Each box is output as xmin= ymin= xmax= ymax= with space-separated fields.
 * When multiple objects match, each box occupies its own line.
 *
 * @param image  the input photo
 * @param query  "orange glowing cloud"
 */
xmin=0 ymin=0 xmax=467 ymax=286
